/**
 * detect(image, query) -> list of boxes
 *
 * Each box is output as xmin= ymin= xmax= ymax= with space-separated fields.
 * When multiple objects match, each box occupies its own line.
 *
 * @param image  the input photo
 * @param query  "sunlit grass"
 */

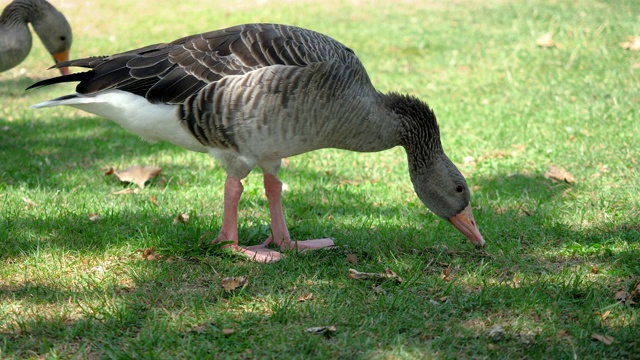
xmin=1 ymin=0 xmax=639 ymax=358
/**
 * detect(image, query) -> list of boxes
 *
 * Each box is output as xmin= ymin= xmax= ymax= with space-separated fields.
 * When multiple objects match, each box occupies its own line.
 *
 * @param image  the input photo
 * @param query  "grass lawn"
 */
xmin=1 ymin=0 xmax=639 ymax=358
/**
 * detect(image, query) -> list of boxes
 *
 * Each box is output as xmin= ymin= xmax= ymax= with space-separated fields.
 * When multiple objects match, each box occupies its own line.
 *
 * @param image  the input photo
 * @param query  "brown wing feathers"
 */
xmin=27 ymin=24 xmax=356 ymax=105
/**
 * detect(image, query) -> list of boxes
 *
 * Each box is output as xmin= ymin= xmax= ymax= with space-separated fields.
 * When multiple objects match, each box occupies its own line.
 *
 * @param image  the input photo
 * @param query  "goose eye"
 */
xmin=60 ymin=36 xmax=66 ymax=41
xmin=455 ymin=185 xmax=464 ymax=193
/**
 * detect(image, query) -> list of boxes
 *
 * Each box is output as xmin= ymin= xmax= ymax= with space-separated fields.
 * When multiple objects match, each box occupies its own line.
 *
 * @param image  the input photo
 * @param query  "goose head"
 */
xmin=409 ymin=155 xmax=485 ymax=247
xmin=389 ymin=93 xmax=485 ymax=247
xmin=30 ymin=4 xmax=72 ymax=75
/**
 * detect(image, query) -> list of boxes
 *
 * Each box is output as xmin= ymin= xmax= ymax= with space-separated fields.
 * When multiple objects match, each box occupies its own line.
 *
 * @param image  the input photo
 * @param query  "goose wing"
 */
xmin=29 ymin=23 xmax=358 ymax=104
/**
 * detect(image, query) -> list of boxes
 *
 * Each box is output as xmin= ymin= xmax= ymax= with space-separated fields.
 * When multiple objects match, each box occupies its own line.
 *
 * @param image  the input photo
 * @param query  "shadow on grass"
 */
xmin=2 ymin=115 xmax=639 ymax=357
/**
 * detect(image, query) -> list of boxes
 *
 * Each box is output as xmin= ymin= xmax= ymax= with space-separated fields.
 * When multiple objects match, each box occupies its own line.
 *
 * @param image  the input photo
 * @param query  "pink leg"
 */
xmin=214 ymin=176 xmax=283 ymax=263
xmin=214 ymin=177 xmax=242 ymax=245
xmin=261 ymin=173 xmax=335 ymax=251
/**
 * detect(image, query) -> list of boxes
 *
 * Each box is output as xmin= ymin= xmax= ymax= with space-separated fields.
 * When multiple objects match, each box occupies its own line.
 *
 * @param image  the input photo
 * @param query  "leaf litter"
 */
xmin=173 ymin=213 xmax=190 ymax=225
xmin=103 ymin=165 xmax=162 ymax=189
xmin=349 ymin=268 xmax=402 ymax=283
xmin=221 ymin=276 xmax=248 ymax=292
xmin=619 ymin=36 xmax=640 ymax=51
xmin=306 ymin=325 xmax=337 ymax=336
xmin=535 ymin=33 xmax=561 ymax=48
xmin=544 ymin=165 xmax=575 ymax=184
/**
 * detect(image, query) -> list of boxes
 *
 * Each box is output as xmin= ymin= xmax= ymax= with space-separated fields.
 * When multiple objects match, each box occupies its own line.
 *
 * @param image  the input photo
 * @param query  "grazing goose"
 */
xmin=0 ymin=0 xmax=72 ymax=74
xmin=28 ymin=23 xmax=485 ymax=262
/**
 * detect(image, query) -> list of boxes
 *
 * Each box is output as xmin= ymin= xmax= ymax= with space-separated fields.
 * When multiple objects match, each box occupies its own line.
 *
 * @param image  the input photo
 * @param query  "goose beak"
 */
xmin=52 ymin=50 xmax=70 ymax=75
xmin=450 ymin=203 xmax=485 ymax=248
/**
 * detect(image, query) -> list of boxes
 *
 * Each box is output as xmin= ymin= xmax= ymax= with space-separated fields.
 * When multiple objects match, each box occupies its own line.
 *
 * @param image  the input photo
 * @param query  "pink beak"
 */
xmin=450 ymin=203 xmax=485 ymax=247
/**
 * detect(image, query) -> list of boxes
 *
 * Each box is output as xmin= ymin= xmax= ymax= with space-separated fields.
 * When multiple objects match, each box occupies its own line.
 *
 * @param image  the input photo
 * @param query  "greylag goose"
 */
xmin=28 ymin=23 xmax=485 ymax=262
xmin=0 ymin=0 xmax=72 ymax=74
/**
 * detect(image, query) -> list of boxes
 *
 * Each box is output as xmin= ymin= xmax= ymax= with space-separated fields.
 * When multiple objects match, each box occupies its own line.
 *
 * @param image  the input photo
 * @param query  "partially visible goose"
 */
xmin=28 ymin=23 xmax=485 ymax=262
xmin=0 ymin=0 xmax=72 ymax=74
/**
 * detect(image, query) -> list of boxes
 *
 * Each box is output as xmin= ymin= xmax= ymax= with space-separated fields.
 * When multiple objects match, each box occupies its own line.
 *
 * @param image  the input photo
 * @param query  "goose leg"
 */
xmin=214 ymin=176 xmax=282 ymax=262
xmin=261 ymin=173 xmax=335 ymax=251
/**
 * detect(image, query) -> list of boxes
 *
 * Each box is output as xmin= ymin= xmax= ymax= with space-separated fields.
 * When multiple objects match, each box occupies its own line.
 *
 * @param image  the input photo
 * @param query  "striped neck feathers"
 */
xmin=385 ymin=92 xmax=444 ymax=164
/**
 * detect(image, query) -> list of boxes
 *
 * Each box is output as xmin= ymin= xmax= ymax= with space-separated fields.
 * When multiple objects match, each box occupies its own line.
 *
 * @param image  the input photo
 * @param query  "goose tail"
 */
xmin=26 ymin=72 xmax=90 ymax=90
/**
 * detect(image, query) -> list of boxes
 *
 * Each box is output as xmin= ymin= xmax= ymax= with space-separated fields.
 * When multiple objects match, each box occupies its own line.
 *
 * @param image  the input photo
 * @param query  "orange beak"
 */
xmin=450 ymin=203 xmax=485 ymax=247
xmin=52 ymin=50 xmax=70 ymax=75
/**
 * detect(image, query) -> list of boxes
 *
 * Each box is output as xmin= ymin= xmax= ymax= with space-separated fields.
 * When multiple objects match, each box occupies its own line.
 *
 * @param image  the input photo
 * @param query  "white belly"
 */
xmin=32 ymin=90 xmax=209 ymax=153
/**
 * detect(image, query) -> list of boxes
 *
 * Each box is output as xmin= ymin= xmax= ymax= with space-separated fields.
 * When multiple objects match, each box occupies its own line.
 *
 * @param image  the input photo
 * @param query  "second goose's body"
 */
xmin=0 ymin=0 xmax=72 ymax=74
xmin=29 ymin=23 xmax=485 ymax=262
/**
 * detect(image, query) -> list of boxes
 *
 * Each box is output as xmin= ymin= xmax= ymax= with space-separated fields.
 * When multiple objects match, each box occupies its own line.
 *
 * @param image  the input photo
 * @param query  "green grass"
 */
xmin=1 ymin=0 xmax=639 ymax=358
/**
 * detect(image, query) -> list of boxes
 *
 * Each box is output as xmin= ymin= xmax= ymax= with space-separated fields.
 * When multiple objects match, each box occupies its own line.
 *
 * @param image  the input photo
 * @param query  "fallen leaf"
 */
xmin=22 ymin=197 xmax=37 ymax=209
xmin=142 ymin=246 xmax=156 ymax=261
xmin=88 ymin=212 xmax=101 ymax=222
xmin=148 ymin=196 xmax=158 ymax=206
xmin=441 ymin=264 xmax=453 ymax=282
xmin=619 ymin=36 xmax=640 ymax=51
xmin=590 ymin=265 xmax=599 ymax=274
xmin=305 ymin=325 xmax=337 ymax=335
xmin=601 ymin=310 xmax=610 ymax=320
xmin=104 ymin=165 xmax=162 ymax=189
xmin=222 ymin=328 xmax=235 ymax=336
xmin=221 ymin=276 xmax=248 ymax=292
xmin=557 ymin=329 xmax=571 ymax=338
xmin=173 ymin=213 xmax=189 ymax=225
xmin=346 ymin=253 xmax=357 ymax=264
xmin=591 ymin=333 xmax=614 ymax=345
xmin=614 ymin=290 xmax=629 ymax=302
xmin=349 ymin=268 xmax=403 ymax=283
xmin=298 ymin=293 xmax=314 ymax=302
xmin=535 ymin=33 xmax=556 ymax=47
xmin=544 ymin=165 xmax=575 ymax=184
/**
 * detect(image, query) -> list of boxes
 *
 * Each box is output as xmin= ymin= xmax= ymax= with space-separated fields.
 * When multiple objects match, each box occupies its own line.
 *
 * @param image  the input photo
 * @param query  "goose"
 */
xmin=0 ymin=0 xmax=72 ymax=74
xmin=27 ymin=23 xmax=485 ymax=262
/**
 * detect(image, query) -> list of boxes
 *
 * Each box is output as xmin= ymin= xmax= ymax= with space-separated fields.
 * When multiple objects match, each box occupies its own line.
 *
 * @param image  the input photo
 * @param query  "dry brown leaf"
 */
xmin=441 ymin=264 xmax=453 ymax=282
xmin=535 ymin=33 xmax=556 ymax=47
xmin=544 ymin=165 xmax=575 ymax=184
xmin=298 ymin=293 xmax=314 ymax=302
xmin=173 ymin=213 xmax=189 ymax=225
xmin=619 ymin=36 xmax=640 ymax=51
xmin=614 ymin=290 xmax=629 ymax=302
xmin=590 ymin=265 xmax=599 ymax=274
xmin=22 ymin=197 xmax=37 ymax=209
xmin=104 ymin=165 xmax=162 ymax=189
xmin=349 ymin=268 xmax=403 ymax=283
xmin=148 ymin=196 xmax=159 ymax=206
xmin=142 ymin=246 xmax=156 ymax=261
xmin=591 ymin=333 xmax=614 ymax=345
xmin=600 ymin=310 xmax=611 ymax=320
xmin=557 ymin=329 xmax=571 ymax=338
xmin=346 ymin=253 xmax=357 ymax=264
xmin=222 ymin=328 xmax=235 ymax=336
xmin=221 ymin=276 xmax=248 ymax=292
xmin=88 ymin=212 xmax=101 ymax=222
